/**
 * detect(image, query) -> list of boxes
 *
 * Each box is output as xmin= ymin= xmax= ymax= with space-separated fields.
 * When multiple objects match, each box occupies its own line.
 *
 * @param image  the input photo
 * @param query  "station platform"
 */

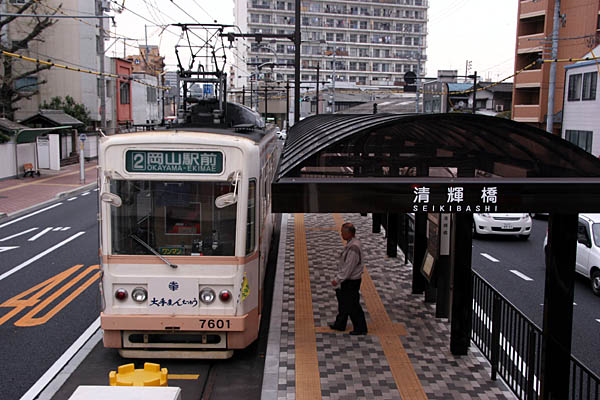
xmin=262 ymin=213 xmax=516 ymax=400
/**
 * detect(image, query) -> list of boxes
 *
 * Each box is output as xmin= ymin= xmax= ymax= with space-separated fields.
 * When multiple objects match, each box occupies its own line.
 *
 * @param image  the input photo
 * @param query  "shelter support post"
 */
xmin=540 ymin=213 xmax=577 ymax=400
xmin=424 ymin=281 xmax=436 ymax=303
xmin=413 ymin=213 xmax=427 ymax=294
xmin=435 ymin=255 xmax=450 ymax=318
xmin=372 ymin=213 xmax=382 ymax=234
xmin=412 ymin=165 xmax=428 ymax=294
xmin=386 ymin=213 xmax=398 ymax=258
xmin=450 ymin=212 xmax=473 ymax=355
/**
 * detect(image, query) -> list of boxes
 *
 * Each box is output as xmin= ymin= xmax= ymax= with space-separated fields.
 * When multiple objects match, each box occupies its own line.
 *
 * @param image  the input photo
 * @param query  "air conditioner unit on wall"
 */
xmin=495 ymin=104 xmax=504 ymax=112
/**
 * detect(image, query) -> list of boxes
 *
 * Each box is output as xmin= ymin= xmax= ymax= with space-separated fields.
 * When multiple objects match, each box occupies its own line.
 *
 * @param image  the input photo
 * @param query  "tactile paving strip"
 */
xmin=276 ymin=213 xmax=516 ymax=400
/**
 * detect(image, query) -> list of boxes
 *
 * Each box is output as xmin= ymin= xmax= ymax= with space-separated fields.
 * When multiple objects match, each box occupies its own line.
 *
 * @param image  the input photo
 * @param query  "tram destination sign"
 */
xmin=126 ymin=150 xmax=223 ymax=174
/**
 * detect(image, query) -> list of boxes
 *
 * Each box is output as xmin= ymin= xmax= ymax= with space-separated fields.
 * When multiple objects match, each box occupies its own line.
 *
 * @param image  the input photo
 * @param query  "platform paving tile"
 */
xmin=276 ymin=213 xmax=516 ymax=399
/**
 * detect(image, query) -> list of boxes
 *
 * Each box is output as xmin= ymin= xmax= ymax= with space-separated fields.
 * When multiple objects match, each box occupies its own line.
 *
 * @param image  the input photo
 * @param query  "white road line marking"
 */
xmin=596 ymin=319 xmax=600 ymax=323
xmin=0 ymin=232 xmax=85 ymax=282
xmin=480 ymin=253 xmax=499 ymax=262
xmin=52 ymin=227 xmax=62 ymax=231
xmin=66 ymin=197 xmax=77 ymax=201
xmin=93 ymin=188 xmax=99 ymax=191
xmin=20 ymin=317 xmax=101 ymax=400
xmin=28 ymin=227 xmax=53 ymax=241
xmin=509 ymin=270 xmax=533 ymax=281
xmin=0 ymin=227 xmax=38 ymax=242
xmin=0 ymin=203 xmax=62 ymax=229
xmin=60 ymin=227 xmax=71 ymax=231
xmin=80 ymin=192 xmax=90 ymax=196
xmin=0 ymin=246 xmax=19 ymax=253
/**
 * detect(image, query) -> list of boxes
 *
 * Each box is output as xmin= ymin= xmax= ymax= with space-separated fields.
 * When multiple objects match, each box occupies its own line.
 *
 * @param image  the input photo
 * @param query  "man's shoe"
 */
xmin=349 ymin=330 xmax=367 ymax=336
xmin=329 ymin=324 xmax=345 ymax=331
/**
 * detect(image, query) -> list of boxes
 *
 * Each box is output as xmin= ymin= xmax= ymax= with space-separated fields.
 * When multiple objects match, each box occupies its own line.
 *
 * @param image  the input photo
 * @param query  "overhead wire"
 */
xmin=2 ymin=50 xmax=170 ymax=90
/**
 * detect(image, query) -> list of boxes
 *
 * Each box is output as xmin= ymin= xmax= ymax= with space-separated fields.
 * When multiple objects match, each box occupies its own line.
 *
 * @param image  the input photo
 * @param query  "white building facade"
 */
xmin=4 ymin=0 xmax=110 ymax=126
xmin=232 ymin=0 xmax=428 ymax=90
xmin=131 ymin=73 xmax=160 ymax=126
xmin=562 ymin=48 xmax=600 ymax=156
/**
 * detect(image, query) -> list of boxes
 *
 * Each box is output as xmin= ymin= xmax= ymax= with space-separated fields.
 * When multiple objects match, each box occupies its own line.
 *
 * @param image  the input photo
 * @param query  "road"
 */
xmin=472 ymin=217 xmax=600 ymax=377
xmin=0 ymin=189 xmax=99 ymax=400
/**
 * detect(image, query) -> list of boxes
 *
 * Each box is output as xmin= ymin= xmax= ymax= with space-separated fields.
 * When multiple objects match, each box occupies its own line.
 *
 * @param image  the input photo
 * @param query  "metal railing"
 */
xmin=472 ymin=272 xmax=600 ymax=400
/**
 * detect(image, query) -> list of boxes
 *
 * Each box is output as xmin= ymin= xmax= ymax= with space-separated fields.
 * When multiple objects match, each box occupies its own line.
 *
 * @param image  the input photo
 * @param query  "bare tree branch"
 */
xmin=12 ymin=62 xmax=53 ymax=83
xmin=0 ymin=0 xmax=36 ymax=30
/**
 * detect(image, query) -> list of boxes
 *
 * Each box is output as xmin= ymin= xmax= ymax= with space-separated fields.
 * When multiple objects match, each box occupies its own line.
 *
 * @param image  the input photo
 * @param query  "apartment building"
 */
xmin=513 ymin=0 xmax=600 ymax=132
xmin=126 ymin=45 xmax=165 ymax=75
xmin=2 ymin=0 xmax=110 ymax=124
xmin=232 ymin=0 xmax=428 ymax=90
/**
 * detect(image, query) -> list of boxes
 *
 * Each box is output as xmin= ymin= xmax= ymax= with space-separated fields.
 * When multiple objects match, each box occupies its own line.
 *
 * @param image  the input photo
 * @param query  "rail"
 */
xmin=472 ymin=272 xmax=600 ymax=400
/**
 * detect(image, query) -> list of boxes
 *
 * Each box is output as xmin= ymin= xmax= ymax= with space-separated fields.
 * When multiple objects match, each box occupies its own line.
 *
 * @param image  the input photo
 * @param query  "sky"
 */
xmin=109 ymin=0 xmax=519 ymax=82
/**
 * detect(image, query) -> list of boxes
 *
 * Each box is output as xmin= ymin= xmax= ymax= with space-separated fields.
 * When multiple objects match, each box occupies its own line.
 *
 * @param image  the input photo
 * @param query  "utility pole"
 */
xmin=286 ymin=80 xmax=290 ymax=129
xmin=331 ymin=50 xmax=336 ymax=113
xmin=546 ymin=0 xmax=561 ymax=134
xmin=316 ymin=63 xmax=320 ymax=115
xmin=97 ymin=0 xmax=106 ymax=132
xmin=293 ymin=0 xmax=300 ymax=124
xmin=472 ymin=71 xmax=477 ymax=115
xmin=416 ymin=53 xmax=421 ymax=113
xmin=264 ymin=84 xmax=268 ymax=125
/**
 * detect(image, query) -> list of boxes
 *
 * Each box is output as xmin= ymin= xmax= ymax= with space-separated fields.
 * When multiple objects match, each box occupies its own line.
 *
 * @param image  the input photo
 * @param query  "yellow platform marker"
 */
xmin=109 ymin=363 xmax=168 ymax=386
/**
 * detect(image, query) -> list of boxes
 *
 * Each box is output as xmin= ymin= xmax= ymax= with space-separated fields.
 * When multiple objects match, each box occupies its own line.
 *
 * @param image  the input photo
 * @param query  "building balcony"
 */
xmin=519 ymin=0 xmax=548 ymax=18
xmin=517 ymin=33 xmax=545 ymax=54
xmin=513 ymin=104 xmax=542 ymax=123
xmin=514 ymin=69 xmax=543 ymax=88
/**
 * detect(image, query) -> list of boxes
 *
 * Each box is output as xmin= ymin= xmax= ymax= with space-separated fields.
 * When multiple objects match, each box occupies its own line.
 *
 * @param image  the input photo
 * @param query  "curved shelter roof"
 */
xmin=273 ymin=113 xmax=600 ymax=213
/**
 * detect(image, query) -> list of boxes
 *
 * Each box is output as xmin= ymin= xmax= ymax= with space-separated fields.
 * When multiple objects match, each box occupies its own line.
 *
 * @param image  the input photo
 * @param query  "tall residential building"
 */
xmin=232 ymin=0 xmax=428 ymax=90
xmin=512 ymin=0 xmax=600 ymax=131
xmin=3 ymin=0 xmax=110 ymax=124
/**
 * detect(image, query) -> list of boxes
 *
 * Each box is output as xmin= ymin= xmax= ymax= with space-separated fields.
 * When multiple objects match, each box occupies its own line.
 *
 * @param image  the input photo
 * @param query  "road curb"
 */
xmin=0 ymin=183 xmax=97 ymax=224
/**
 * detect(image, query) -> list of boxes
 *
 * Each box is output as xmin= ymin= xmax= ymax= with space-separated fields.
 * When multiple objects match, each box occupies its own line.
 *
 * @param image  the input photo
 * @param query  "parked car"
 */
xmin=473 ymin=213 xmax=532 ymax=240
xmin=544 ymin=213 xmax=600 ymax=296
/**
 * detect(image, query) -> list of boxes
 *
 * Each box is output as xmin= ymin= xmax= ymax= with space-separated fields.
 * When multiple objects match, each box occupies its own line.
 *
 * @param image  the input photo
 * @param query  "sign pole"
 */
xmin=78 ymin=130 xmax=86 ymax=184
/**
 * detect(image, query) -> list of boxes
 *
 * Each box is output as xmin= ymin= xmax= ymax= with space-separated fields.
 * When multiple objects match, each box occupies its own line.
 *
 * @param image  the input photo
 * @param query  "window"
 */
xmin=15 ymin=76 xmax=38 ymax=92
xmin=565 ymin=130 xmax=593 ymax=153
xmin=360 ymin=21 xmax=368 ymax=29
xmin=110 ymin=181 xmax=237 ymax=256
xmin=119 ymin=81 xmax=130 ymax=104
xmin=246 ymin=180 xmax=256 ymax=254
xmin=582 ymin=72 xmax=597 ymax=100
xmin=250 ymin=14 xmax=260 ymax=23
xmin=147 ymin=87 xmax=157 ymax=103
xmin=567 ymin=73 xmax=582 ymax=101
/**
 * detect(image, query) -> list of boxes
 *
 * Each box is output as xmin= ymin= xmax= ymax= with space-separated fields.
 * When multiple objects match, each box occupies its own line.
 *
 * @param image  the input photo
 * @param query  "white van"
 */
xmin=544 ymin=214 xmax=600 ymax=296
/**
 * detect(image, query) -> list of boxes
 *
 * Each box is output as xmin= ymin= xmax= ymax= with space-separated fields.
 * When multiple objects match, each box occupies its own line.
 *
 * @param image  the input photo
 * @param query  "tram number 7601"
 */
xmin=199 ymin=319 xmax=231 ymax=329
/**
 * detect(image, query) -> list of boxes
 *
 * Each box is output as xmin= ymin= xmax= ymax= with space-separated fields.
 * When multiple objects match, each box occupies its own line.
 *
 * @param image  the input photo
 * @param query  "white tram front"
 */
xmin=98 ymin=127 xmax=280 ymax=358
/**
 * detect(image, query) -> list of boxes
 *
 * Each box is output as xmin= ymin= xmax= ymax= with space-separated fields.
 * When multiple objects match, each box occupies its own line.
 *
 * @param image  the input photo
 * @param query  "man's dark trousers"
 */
xmin=333 ymin=279 xmax=367 ymax=332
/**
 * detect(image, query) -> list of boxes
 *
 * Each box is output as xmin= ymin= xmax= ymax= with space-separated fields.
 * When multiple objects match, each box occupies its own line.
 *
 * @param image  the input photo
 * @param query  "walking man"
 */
xmin=329 ymin=222 xmax=368 ymax=335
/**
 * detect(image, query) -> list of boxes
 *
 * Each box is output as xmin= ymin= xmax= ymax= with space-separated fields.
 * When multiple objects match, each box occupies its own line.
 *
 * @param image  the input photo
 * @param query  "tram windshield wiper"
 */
xmin=130 ymin=233 xmax=178 ymax=269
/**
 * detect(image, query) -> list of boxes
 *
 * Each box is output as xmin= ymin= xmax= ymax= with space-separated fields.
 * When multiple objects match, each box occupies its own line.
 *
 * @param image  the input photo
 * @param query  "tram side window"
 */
xmin=246 ymin=180 xmax=256 ymax=254
xmin=110 ymin=180 xmax=237 ymax=256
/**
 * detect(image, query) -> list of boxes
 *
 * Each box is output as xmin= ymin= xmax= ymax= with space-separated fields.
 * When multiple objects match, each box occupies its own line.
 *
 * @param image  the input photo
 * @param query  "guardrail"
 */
xmin=472 ymin=272 xmax=600 ymax=400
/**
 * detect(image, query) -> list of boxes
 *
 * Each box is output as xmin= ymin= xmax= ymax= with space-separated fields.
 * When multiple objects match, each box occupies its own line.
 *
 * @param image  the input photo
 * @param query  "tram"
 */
xmin=97 ymin=98 xmax=281 ymax=358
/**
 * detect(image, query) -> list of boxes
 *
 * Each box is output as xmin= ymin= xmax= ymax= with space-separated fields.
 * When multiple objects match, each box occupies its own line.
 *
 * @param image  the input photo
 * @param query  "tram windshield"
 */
xmin=109 ymin=180 xmax=237 ymax=256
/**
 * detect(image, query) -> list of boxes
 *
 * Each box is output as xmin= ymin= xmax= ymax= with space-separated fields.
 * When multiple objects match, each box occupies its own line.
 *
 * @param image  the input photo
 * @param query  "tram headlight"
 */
xmin=199 ymin=287 xmax=216 ymax=304
xmin=115 ymin=288 xmax=128 ymax=301
xmin=131 ymin=287 xmax=148 ymax=302
xmin=219 ymin=289 xmax=232 ymax=302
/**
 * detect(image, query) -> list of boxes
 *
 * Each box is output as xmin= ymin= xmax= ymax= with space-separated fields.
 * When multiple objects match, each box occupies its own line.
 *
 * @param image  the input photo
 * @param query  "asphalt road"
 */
xmin=0 ymin=189 xmax=100 ymax=400
xmin=472 ymin=217 xmax=600 ymax=377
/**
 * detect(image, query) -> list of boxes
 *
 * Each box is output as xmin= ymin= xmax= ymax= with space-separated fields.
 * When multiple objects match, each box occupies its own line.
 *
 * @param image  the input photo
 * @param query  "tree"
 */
xmin=0 ymin=1 xmax=58 ymax=121
xmin=40 ymin=95 xmax=91 ymax=128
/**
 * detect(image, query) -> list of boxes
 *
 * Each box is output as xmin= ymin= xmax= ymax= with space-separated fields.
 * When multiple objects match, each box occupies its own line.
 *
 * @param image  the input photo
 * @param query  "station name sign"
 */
xmin=412 ymin=185 xmax=499 ymax=213
xmin=125 ymin=150 xmax=223 ymax=174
